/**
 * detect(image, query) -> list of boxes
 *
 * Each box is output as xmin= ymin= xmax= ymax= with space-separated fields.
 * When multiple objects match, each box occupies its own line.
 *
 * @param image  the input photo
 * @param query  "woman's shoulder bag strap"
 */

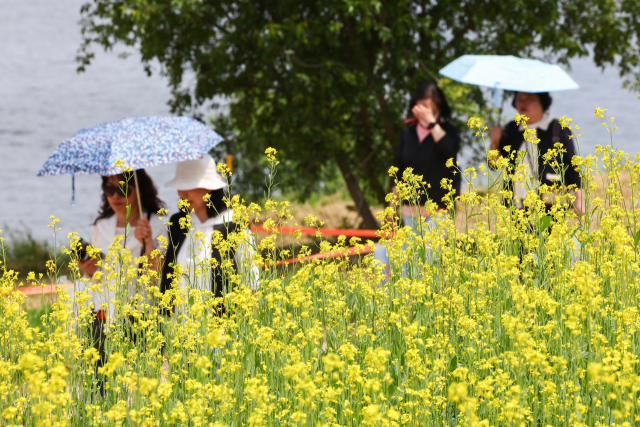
xmin=551 ymin=119 xmax=561 ymax=144
xmin=209 ymin=221 xmax=240 ymax=298
xmin=159 ymin=211 xmax=189 ymax=294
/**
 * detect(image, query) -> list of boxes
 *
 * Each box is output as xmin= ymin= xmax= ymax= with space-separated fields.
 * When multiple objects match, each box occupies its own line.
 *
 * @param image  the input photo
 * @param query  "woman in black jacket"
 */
xmin=489 ymin=92 xmax=583 ymax=213
xmin=374 ymin=83 xmax=460 ymax=273
xmin=393 ymin=83 xmax=461 ymax=221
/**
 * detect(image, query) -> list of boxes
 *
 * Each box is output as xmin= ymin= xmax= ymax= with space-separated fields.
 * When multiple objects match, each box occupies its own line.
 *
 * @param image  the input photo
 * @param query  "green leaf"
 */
xmin=634 ymin=230 xmax=640 ymax=248
xmin=539 ymin=215 xmax=553 ymax=232
xmin=448 ymin=355 xmax=458 ymax=373
xmin=125 ymin=223 xmax=131 ymax=237
xmin=126 ymin=205 xmax=131 ymax=220
xmin=576 ymin=351 xmax=589 ymax=359
xmin=182 ymin=273 xmax=192 ymax=287
xmin=530 ymin=253 xmax=539 ymax=265
xmin=327 ymin=329 xmax=338 ymax=351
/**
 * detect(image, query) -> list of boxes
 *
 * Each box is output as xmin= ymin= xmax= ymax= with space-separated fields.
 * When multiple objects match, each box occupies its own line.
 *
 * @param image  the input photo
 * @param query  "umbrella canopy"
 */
xmin=38 ymin=116 xmax=223 ymax=177
xmin=439 ymin=55 xmax=579 ymax=93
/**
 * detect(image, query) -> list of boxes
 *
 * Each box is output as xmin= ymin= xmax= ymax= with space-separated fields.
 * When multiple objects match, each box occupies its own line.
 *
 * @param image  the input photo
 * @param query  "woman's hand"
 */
xmin=413 ymin=103 xmax=447 ymax=142
xmin=134 ymin=217 xmax=155 ymax=253
xmin=412 ymin=103 xmax=436 ymax=125
xmin=489 ymin=126 xmax=502 ymax=151
xmin=135 ymin=217 xmax=162 ymax=271
xmin=79 ymin=258 xmax=98 ymax=277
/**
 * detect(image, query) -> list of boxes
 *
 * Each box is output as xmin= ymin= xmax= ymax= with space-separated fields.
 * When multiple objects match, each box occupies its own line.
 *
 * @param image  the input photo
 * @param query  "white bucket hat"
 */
xmin=165 ymin=154 xmax=227 ymax=191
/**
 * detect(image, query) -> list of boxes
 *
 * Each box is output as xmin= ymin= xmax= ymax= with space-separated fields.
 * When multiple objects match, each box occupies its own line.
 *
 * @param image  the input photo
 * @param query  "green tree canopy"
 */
xmin=78 ymin=0 xmax=640 ymax=228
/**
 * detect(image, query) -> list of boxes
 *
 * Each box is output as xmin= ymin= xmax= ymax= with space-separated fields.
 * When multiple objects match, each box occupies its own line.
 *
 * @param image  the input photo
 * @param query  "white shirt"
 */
xmin=174 ymin=209 xmax=260 ymax=294
xmin=89 ymin=213 xmax=165 ymax=320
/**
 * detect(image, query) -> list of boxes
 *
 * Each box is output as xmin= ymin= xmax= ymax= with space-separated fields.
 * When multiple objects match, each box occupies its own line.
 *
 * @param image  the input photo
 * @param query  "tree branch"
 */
xmin=288 ymin=54 xmax=324 ymax=68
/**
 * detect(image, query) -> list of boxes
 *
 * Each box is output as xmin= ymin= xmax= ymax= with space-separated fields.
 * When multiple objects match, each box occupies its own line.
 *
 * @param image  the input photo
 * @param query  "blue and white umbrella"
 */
xmin=38 ymin=116 xmax=224 ymax=206
xmin=38 ymin=116 xmax=223 ymax=177
xmin=439 ymin=55 xmax=579 ymax=105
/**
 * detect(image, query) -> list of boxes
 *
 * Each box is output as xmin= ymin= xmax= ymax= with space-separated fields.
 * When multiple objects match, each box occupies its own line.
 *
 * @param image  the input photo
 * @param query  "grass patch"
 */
xmin=2 ymin=229 xmax=70 ymax=284
xmin=25 ymin=305 xmax=51 ymax=331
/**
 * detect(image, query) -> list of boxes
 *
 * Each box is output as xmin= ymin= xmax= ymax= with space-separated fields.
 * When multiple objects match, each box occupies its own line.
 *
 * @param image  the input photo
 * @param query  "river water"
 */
xmin=1 ymin=0 xmax=638 ymax=242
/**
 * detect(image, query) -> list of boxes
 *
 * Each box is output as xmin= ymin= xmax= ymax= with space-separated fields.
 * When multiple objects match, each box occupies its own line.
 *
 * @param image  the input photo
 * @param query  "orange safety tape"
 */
xmin=17 ymin=283 xmax=74 ymax=296
xmin=250 ymin=225 xmax=390 ymax=238
xmin=15 ymin=244 xmax=378 ymax=292
xmin=272 ymin=245 xmax=375 ymax=266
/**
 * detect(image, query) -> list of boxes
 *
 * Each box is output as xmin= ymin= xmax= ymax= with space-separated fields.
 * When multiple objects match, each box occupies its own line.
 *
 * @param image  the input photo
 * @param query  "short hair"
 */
xmin=408 ymin=83 xmax=452 ymax=118
xmin=511 ymin=92 xmax=553 ymax=112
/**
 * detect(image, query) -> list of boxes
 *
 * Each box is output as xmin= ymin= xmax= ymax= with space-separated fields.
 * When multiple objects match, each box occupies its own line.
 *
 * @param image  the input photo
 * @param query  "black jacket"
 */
xmin=395 ymin=121 xmax=461 ymax=208
xmin=160 ymin=210 xmax=238 ymax=313
xmin=496 ymin=119 xmax=581 ymax=189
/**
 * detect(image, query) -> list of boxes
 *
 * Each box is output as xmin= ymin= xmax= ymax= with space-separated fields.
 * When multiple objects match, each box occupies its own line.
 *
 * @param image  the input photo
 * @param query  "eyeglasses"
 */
xmin=102 ymin=184 xmax=132 ymax=197
xmin=515 ymin=96 xmax=538 ymax=105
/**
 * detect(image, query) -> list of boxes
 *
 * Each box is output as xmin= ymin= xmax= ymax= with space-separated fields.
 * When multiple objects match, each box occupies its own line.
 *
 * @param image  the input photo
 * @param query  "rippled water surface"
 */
xmin=1 ymin=0 xmax=638 ymax=241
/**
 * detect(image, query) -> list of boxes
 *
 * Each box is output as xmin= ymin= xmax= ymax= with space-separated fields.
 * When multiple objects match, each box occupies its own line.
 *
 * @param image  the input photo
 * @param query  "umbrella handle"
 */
xmin=133 ymin=170 xmax=144 ymax=221
xmin=497 ymin=96 xmax=507 ymax=127
xmin=71 ymin=173 xmax=75 ymax=206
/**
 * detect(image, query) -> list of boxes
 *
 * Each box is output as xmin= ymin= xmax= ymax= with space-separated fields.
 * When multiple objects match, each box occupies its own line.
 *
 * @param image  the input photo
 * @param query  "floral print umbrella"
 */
xmin=38 ymin=116 xmax=224 ymax=177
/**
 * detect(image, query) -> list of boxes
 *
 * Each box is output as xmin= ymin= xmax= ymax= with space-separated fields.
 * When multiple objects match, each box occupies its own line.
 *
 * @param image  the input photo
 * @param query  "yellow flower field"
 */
xmin=2 ymin=111 xmax=640 ymax=426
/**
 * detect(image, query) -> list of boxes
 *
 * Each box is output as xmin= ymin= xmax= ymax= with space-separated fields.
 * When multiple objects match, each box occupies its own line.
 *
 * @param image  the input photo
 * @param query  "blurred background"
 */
xmin=1 ymin=0 xmax=638 ymax=246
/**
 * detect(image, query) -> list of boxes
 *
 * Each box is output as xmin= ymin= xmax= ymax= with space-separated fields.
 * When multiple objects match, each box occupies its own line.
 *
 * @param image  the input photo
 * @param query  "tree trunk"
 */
xmin=358 ymin=103 xmax=389 ymax=204
xmin=335 ymin=157 xmax=379 ymax=230
xmin=374 ymin=91 xmax=397 ymax=143
xmin=360 ymin=150 xmax=388 ymax=204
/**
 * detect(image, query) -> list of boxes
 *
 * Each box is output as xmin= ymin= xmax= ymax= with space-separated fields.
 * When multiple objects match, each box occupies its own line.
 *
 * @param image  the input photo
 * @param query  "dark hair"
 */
xmin=206 ymin=188 xmax=229 ymax=218
xmin=94 ymin=169 xmax=166 ymax=224
xmin=408 ymin=83 xmax=452 ymax=118
xmin=512 ymin=92 xmax=552 ymax=111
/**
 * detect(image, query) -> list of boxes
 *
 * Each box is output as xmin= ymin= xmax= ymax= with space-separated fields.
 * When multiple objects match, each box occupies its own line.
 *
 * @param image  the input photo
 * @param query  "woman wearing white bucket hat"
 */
xmin=160 ymin=154 xmax=259 ymax=313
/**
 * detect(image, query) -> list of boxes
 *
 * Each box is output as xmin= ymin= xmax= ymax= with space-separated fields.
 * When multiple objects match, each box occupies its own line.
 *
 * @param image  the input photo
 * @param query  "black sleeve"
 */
xmin=488 ymin=121 xmax=516 ymax=170
xmin=434 ymin=122 xmax=460 ymax=160
xmin=491 ymin=121 xmax=523 ymax=173
xmin=160 ymin=211 xmax=187 ymax=294
xmin=395 ymin=129 xmax=406 ymax=176
xmin=561 ymin=127 xmax=581 ymax=188
xmin=498 ymin=121 xmax=520 ymax=157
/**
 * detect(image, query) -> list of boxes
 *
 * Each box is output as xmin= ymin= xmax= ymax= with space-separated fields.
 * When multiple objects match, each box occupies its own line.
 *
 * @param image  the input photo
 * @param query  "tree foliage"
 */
xmin=78 ymin=0 xmax=640 ymax=227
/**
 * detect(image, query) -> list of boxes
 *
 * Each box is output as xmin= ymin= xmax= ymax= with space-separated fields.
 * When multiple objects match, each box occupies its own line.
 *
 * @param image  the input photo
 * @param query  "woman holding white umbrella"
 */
xmin=489 ymin=91 xmax=583 ymax=214
xmin=439 ymin=55 xmax=584 ymax=214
